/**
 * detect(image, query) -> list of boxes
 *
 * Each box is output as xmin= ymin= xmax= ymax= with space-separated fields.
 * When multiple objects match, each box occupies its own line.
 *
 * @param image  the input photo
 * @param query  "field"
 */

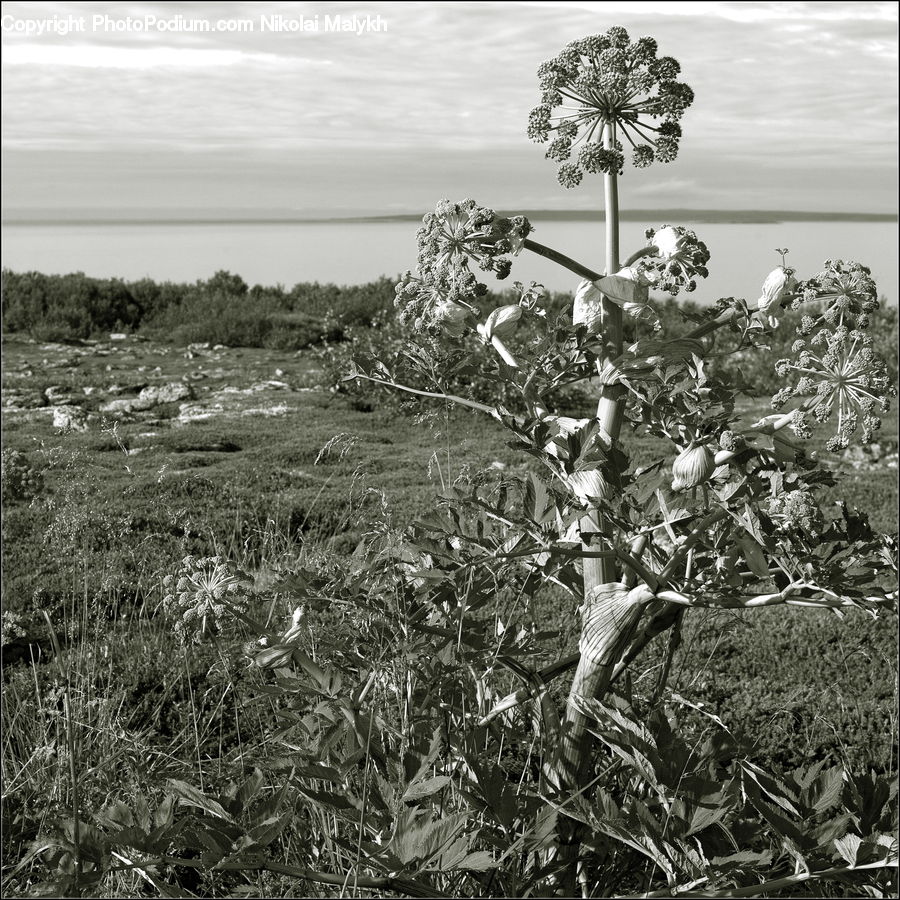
xmin=1 ymin=325 xmax=898 ymax=897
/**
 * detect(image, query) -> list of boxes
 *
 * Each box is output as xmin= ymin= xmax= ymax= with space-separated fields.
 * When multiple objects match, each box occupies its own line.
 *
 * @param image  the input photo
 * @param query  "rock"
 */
xmin=45 ymin=386 xmax=80 ymax=405
xmin=178 ymin=402 xmax=224 ymax=422
xmin=241 ymin=404 xmax=289 ymax=417
xmin=106 ymin=382 xmax=148 ymax=396
xmin=99 ymin=397 xmax=153 ymax=416
xmin=53 ymin=405 xmax=89 ymax=431
xmin=2 ymin=389 xmax=46 ymax=409
xmin=138 ymin=382 xmax=194 ymax=405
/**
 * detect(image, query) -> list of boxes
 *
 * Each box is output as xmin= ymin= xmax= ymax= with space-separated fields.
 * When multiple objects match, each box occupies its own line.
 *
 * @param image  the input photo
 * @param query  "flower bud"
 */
xmin=566 ymin=469 xmax=612 ymax=504
xmin=757 ymin=266 xmax=797 ymax=312
xmin=651 ymin=226 xmax=684 ymax=260
xmin=482 ymin=304 xmax=522 ymax=339
xmin=671 ymin=443 xmax=715 ymax=491
xmin=432 ymin=300 xmax=470 ymax=337
xmin=572 ymin=279 xmax=604 ymax=331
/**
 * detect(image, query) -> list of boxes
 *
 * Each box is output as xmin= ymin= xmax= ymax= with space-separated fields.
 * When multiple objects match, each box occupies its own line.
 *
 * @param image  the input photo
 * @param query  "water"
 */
xmin=1 ymin=218 xmax=896 ymax=305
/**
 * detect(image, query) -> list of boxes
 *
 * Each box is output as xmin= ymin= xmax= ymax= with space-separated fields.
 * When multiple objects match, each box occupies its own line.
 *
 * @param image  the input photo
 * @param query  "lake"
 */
xmin=1 ymin=218 xmax=897 ymax=306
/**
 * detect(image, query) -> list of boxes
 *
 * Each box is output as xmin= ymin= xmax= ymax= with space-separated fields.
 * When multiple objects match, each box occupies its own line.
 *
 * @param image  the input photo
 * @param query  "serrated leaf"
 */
xmin=247 ymin=813 xmax=291 ymax=849
xmin=834 ymin=832 xmax=862 ymax=866
xmin=686 ymin=800 xmax=731 ymax=837
xmin=401 ymin=776 xmax=451 ymax=802
xmin=168 ymin=780 xmax=234 ymax=823
xmin=97 ymin=800 xmax=133 ymax=831
xmin=811 ymin=766 xmax=844 ymax=815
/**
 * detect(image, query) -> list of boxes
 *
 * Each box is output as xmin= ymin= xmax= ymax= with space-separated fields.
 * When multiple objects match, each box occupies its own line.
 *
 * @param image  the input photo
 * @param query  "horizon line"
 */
xmin=2 ymin=207 xmax=898 ymax=227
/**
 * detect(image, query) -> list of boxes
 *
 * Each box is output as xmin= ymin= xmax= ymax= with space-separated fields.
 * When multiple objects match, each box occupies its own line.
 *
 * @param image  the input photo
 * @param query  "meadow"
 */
xmin=1 ymin=271 xmax=897 ymax=897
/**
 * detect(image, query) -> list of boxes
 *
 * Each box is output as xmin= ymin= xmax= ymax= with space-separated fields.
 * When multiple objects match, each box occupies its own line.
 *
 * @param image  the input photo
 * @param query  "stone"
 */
xmin=99 ymin=397 xmax=153 ymax=416
xmin=53 ymin=405 xmax=89 ymax=431
xmin=45 ymin=385 xmax=79 ymax=405
xmin=137 ymin=382 xmax=194 ymax=405
xmin=2 ymin=389 xmax=46 ymax=409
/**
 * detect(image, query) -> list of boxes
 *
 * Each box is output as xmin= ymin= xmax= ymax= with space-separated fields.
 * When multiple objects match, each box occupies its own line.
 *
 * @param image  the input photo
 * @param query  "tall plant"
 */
xmin=353 ymin=24 xmax=896 ymax=895
xmin=24 ymin=25 xmax=898 ymax=900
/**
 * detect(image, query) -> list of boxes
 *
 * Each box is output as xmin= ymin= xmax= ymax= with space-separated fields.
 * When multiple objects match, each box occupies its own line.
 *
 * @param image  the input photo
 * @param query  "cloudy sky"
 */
xmin=1 ymin=0 xmax=897 ymax=216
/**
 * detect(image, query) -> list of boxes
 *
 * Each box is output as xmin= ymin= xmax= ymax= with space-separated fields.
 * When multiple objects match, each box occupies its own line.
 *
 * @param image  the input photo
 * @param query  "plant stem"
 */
xmin=523 ymin=238 xmax=603 ymax=283
xmin=550 ymin=124 xmax=635 ymax=897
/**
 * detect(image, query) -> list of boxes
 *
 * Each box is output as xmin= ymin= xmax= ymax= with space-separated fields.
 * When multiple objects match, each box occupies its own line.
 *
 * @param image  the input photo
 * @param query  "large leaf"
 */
xmin=402 ymin=776 xmax=452 ymax=802
xmin=168 ymin=781 xmax=235 ymax=823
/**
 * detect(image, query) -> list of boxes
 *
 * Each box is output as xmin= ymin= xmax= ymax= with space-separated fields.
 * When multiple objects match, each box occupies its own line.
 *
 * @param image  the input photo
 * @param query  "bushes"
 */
xmin=4 ymin=269 xmax=896 ymax=396
xmin=1 ymin=269 xmax=398 ymax=351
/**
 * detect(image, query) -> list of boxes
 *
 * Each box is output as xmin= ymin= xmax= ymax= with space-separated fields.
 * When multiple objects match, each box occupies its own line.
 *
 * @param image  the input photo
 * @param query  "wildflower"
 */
xmin=162 ymin=555 xmax=250 ymax=644
xmin=641 ymin=225 xmax=710 ymax=294
xmin=794 ymin=259 xmax=879 ymax=331
xmin=766 ymin=489 xmax=824 ymax=535
xmin=773 ymin=326 xmax=894 ymax=450
xmin=415 ymin=199 xmax=532 ymax=285
xmin=529 ymin=27 xmax=694 ymax=187
xmin=394 ymin=270 xmax=480 ymax=333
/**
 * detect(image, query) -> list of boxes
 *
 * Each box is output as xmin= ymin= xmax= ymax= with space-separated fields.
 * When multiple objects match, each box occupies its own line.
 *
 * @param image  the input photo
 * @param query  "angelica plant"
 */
xmin=348 ymin=24 xmax=897 ymax=897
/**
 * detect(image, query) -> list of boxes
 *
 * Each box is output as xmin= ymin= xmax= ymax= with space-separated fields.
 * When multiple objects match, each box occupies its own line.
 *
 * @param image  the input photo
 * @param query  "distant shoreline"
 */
xmin=2 ymin=209 xmax=897 ymax=227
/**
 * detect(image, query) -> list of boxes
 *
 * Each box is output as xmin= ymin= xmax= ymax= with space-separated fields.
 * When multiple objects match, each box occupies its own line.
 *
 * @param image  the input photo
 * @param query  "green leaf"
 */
xmin=168 ymin=780 xmax=235 ymax=823
xmin=153 ymin=794 xmax=176 ymax=830
xmin=810 ymin=766 xmax=844 ymax=815
xmin=247 ymin=813 xmax=292 ymax=849
xmin=834 ymin=832 xmax=862 ymax=866
xmin=97 ymin=800 xmax=133 ymax=831
xmin=235 ymin=768 xmax=265 ymax=810
xmin=401 ymin=776 xmax=451 ymax=802
xmin=456 ymin=850 xmax=495 ymax=871
xmin=739 ymin=535 xmax=770 ymax=580
xmin=526 ymin=472 xmax=555 ymax=524
xmin=686 ymin=799 xmax=732 ymax=837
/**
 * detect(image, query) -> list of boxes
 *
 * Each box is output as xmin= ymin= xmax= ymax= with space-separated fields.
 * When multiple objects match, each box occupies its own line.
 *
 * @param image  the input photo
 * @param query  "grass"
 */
xmin=1 ymin=331 xmax=897 ymax=896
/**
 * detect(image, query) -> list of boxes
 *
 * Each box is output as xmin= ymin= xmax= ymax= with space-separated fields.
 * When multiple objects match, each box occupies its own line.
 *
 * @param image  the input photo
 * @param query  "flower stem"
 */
xmin=522 ymin=238 xmax=603 ymax=282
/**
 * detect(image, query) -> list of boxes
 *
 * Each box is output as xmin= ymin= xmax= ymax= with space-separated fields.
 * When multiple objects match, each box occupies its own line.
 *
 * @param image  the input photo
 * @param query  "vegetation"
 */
xmin=2 ymin=23 xmax=898 ymax=900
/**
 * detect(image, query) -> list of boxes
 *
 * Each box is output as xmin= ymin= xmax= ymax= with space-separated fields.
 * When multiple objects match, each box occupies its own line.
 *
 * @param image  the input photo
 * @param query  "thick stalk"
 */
xmin=550 ymin=124 xmax=636 ymax=896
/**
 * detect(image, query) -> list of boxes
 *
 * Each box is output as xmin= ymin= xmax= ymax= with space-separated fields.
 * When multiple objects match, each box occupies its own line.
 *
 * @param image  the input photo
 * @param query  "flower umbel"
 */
xmin=641 ymin=225 xmax=710 ymax=294
xmin=773 ymin=326 xmax=895 ymax=451
xmin=162 ymin=555 xmax=250 ymax=644
xmin=794 ymin=259 xmax=880 ymax=331
xmin=529 ymin=27 xmax=694 ymax=187
xmin=415 ymin=198 xmax=532 ymax=284
xmin=394 ymin=269 xmax=481 ymax=333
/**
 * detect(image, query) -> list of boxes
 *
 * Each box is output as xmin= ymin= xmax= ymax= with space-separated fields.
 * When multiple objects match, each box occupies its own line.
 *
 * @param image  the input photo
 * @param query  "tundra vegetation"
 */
xmin=2 ymin=25 xmax=898 ymax=900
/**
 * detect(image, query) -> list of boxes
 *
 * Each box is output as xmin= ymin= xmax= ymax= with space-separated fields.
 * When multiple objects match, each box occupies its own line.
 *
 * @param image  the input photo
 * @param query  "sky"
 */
xmin=1 ymin=0 xmax=898 ymax=216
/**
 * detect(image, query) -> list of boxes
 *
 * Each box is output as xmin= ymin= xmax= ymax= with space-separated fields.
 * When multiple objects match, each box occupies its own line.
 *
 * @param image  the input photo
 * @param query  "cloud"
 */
xmin=1 ymin=1 xmax=896 ymax=212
